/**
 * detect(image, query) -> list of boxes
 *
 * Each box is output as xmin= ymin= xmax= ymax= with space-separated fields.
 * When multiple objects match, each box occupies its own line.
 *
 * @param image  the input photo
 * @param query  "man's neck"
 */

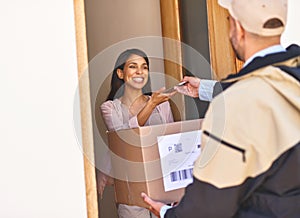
xmin=243 ymin=33 xmax=282 ymax=66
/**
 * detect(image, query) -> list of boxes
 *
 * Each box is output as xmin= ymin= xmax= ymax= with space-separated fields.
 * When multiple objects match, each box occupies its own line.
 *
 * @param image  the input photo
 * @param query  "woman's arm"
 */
xmin=136 ymin=90 xmax=175 ymax=126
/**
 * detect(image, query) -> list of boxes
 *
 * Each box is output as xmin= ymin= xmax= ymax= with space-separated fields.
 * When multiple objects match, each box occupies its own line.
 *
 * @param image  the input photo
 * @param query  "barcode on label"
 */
xmin=170 ymin=168 xmax=193 ymax=182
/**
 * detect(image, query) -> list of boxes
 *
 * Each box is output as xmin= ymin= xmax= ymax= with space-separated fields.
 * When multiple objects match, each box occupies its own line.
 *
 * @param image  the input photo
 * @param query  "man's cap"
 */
xmin=218 ymin=0 xmax=287 ymax=36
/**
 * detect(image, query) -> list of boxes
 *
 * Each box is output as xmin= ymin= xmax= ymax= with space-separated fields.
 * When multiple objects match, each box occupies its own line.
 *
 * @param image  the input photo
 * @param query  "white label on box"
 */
xmin=157 ymin=130 xmax=201 ymax=192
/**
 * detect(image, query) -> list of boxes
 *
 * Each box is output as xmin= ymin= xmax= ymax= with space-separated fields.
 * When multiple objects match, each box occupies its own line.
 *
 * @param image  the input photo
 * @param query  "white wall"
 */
xmin=282 ymin=0 xmax=300 ymax=46
xmin=0 ymin=1 xmax=87 ymax=218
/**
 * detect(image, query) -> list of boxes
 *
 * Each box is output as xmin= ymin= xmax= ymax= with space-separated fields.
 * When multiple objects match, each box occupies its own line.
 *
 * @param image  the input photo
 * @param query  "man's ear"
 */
xmin=117 ymin=69 xmax=124 ymax=79
xmin=235 ymin=20 xmax=245 ymax=40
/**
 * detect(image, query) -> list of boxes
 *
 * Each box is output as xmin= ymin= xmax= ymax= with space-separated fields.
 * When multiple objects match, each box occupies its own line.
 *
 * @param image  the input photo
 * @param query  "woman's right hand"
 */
xmin=136 ymin=87 xmax=176 ymax=126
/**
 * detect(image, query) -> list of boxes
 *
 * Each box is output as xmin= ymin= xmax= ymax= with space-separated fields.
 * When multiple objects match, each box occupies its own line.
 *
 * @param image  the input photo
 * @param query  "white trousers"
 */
xmin=118 ymin=204 xmax=158 ymax=218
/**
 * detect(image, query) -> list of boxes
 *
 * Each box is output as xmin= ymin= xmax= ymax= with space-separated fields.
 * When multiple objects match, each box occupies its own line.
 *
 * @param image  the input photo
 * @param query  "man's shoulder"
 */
xmin=213 ymin=76 xmax=271 ymax=106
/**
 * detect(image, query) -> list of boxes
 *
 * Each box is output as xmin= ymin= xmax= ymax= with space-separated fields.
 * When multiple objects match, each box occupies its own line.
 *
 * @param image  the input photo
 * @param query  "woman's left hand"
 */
xmin=96 ymin=170 xmax=114 ymax=199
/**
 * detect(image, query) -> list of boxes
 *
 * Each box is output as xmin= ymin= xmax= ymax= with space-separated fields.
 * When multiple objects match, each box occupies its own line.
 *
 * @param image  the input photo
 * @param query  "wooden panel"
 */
xmin=160 ymin=0 xmax=185 ymax=121
xmin=73 ymin=0 xmax=99 ymax=218
xmin=235 ymin=58 xmax=244 ymax=72
xmin=206 ymin=0 xmax=243 ymax=80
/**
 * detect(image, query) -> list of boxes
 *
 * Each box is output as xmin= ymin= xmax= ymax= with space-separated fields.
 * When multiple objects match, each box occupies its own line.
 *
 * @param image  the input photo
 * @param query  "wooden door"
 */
xmin=160 ymin=0 xmax=243 ymax=82
xmin=206 ymin=0 xmax=243 ymax=79
xmin=160 ymin=0 xmax=186 ymax=121
xmin=74 ymin=0 xmax=99 ymax=218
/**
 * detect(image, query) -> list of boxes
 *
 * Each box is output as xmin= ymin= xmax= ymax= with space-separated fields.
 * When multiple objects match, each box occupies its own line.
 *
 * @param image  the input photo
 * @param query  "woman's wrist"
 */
xmin=147 ymin=98 xmax=157 ymax=110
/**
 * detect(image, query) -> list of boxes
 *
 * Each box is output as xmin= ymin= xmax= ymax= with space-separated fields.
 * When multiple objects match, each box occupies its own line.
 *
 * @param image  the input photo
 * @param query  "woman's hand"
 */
xmin=137 ymin=87 xmax=176 ymax=126
xmin=96 ymin=170 xmax=114 ymax=199
xmin=149 ymin=87 xmax=177 ymax=107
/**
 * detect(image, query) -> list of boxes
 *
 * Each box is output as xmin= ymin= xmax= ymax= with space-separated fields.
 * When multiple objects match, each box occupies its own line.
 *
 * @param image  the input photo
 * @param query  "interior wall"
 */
xmin=0 ymin=1 xmax=87 ymax=218
xmin=84 ymin=0 xmax=163 ymax=60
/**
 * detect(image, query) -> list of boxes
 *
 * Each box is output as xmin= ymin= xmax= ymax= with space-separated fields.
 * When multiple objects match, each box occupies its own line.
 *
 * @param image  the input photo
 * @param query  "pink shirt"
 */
xmin=101 ymin=97 xmax=174 ymax=131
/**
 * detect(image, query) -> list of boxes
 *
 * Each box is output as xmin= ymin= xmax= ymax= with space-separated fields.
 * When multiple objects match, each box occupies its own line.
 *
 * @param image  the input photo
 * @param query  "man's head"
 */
xmin=218 ymin=0 xmax=288 ymax=61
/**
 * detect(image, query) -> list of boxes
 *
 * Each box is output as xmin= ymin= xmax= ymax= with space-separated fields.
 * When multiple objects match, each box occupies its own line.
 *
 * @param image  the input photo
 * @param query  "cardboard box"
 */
xmin=107 ymin=119 xmax=202 ymax=208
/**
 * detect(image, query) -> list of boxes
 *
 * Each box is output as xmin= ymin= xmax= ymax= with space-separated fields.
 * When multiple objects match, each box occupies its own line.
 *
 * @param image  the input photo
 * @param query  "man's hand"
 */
xmin=174 ymin=76 xmax=200 ymax=98
xmin=141 ymin=192 xmax=166 ymax=217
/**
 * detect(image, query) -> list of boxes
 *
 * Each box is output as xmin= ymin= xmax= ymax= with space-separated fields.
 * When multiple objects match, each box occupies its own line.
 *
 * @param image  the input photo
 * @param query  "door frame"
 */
xmin=74 ymin=0 xmax=99 ymax=218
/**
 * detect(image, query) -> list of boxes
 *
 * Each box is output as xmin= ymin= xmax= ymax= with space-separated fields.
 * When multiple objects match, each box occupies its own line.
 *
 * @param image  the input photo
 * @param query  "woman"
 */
xmin=99 ymin=48 xmax=176 ymax=218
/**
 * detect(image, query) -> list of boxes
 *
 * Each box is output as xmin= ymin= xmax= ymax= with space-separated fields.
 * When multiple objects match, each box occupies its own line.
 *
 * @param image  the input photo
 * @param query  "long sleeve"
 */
xmin=198 ymin=79 xmax=217 ymax=101
xmin=164 ymin=174 xmax=267 ymax=218
xmin=100 ymin=100 xmax=129 ymax=131
xmin=164 ymin=177 xmax=241 ymax=218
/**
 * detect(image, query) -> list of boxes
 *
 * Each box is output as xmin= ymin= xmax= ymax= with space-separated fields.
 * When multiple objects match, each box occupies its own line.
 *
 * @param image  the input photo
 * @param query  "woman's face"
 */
xmin=117 ymin=54 xmax=149 ymax=90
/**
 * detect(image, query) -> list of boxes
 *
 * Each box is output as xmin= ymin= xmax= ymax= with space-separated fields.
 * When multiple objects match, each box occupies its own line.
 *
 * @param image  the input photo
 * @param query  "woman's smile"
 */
xmin=132 ymin=77 xmax=145 ymax=83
